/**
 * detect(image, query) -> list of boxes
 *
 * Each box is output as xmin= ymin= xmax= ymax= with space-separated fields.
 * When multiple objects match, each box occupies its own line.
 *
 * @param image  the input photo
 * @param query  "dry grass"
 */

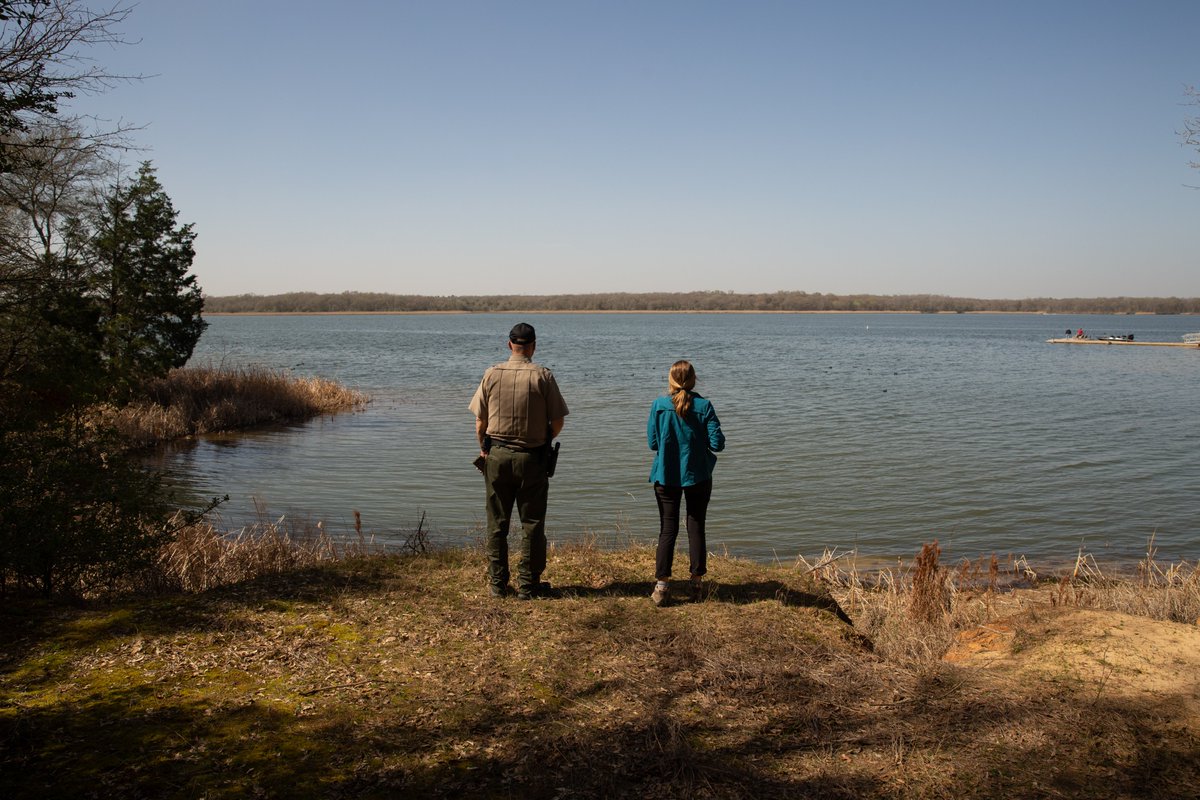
xmin=97 ymin=365 xmax=369 ymax=446
xmin=4 ymin=536 xmax=1198 ymax=798
xmin=1047 ymin=540 xmax=1200 ymax=625
xmin=141 ymin=512 xmax=379 ymax=594
xmin=793 ymin=548 xmax=989 ymax=668
xmin=130 ymin=504 xmax=436 ymax=595
xmin=797 ymin=541 xmax=1200 ymax=668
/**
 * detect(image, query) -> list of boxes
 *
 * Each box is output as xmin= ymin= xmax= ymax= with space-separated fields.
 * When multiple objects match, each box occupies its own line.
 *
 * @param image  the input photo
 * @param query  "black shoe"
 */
xmin=490 ymin=583 xmax=512 ymax=598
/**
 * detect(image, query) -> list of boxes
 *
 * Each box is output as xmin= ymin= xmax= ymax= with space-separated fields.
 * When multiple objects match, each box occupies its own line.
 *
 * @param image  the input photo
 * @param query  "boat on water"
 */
xmin=1047 ymin=334 xmax=1200 ymax=348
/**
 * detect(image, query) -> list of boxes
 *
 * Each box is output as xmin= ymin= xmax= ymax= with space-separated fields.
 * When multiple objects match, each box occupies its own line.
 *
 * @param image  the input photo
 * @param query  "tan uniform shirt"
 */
xmin=469 ymin=355 xmax=569 ymax=448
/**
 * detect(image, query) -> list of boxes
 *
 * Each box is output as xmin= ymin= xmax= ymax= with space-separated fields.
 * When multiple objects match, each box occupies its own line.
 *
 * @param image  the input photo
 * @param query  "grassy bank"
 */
xmin=3 ymin=535 xmax=1199 ymax=799
xmin=97 ymin=365 xmax=369 ymax=447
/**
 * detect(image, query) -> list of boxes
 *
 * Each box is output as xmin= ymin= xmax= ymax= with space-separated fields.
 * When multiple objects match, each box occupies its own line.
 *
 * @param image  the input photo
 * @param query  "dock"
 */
xmin=1046 ymin=338 xmax=1200 ymax=348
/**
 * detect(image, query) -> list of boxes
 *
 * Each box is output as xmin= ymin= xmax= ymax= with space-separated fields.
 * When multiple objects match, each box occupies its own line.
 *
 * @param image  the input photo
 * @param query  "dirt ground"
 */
xmin=947 ymin=603 xmax=1200 ymax=734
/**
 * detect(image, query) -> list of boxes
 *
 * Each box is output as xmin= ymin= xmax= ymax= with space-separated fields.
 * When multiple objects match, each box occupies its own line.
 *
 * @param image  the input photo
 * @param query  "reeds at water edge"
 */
xmin=797 ymin=538 xmax=1200 ymax=667
xmin=136 ymin=505 xmax=431 ymax=595
xmin=97 ymin=364 xmax=369 ymax=447
xmin=142 ymin=510 xmax=377 ymax=594
xmin=141 ymin=514 xmax=1200 ymax=665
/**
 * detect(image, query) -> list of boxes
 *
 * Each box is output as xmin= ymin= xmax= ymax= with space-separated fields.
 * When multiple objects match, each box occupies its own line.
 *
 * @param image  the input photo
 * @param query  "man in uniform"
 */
xmin=469 ymin=322 xmax=568 ymax=600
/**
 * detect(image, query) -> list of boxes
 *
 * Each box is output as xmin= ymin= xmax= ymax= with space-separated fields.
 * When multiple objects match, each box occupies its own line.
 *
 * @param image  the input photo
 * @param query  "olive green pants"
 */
xmin=484 ymin=446 xmax=548 ymax=592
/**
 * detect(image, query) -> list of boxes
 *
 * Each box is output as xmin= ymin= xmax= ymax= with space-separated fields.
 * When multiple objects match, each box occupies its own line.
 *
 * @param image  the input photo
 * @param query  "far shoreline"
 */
xmin=202 ymin=309 xmax=1185 ymax=317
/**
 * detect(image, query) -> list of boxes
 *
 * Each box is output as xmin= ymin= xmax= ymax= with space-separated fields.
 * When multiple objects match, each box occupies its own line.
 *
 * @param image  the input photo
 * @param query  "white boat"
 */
xmin=1184 ymin=332 xmax=1200 ymax=344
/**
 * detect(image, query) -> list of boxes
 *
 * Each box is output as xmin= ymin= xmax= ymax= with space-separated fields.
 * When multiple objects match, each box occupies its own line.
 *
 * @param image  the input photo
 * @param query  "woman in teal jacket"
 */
xmin=647 ymin=360 xmax=725 ymax=606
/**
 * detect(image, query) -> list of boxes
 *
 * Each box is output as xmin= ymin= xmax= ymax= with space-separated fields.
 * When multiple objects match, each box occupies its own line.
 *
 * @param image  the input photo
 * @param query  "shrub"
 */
xmin=0 ymin=414 xmax=175 ymax=597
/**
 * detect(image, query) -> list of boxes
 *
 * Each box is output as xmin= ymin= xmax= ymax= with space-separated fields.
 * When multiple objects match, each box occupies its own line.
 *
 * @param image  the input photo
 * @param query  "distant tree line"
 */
xmin=205 ymin=290 xmax=1200 ymax=315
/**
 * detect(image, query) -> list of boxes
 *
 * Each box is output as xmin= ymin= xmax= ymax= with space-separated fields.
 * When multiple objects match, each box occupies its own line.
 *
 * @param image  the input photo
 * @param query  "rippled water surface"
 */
xmin=157 ymin=312 xmax=1200 ymax=565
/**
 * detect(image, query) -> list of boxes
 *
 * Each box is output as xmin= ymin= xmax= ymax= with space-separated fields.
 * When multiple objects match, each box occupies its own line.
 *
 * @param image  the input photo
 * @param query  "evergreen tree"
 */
xmin=81 ymin=162 xmax=205 ymax=396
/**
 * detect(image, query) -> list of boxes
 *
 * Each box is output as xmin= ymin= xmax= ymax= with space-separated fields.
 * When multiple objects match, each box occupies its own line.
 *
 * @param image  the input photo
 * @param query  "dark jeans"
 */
xmin=484 ymin=446 xmax=548 ymax=591
xmin=653 ymin=480 xmax=712 ymax=581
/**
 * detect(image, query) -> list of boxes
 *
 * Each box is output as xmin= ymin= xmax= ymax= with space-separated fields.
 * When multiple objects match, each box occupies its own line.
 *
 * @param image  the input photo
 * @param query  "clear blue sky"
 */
xmin=76 ymin=1 xmax=1199 ymax=298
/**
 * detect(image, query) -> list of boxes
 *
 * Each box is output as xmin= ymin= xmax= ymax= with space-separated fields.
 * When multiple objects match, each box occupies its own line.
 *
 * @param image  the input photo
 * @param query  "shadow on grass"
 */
xmin=5 ymin=592 xmax=1200 ymax=798
xmin=0 ymin=558 xmax=403 ymax=679
xmin=6 ymin=549 xmax=1200 ymax=799
xmin=0 ymin=685 xmax=341 ymax=799
xmin=7 ymin=664 xmax=1196 ymax=799
xmin=0 ymin=672 xmax=886 ymax=799
xmin=554 ymin=578 xmax=854 ymax=624
xmin=339 ymin=676 xmax=1200 ymax=799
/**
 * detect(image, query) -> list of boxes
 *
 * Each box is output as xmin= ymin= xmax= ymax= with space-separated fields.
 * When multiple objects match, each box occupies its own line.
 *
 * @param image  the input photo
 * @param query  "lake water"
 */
xmin=156 ymin=312 xmax=1200 ymax=568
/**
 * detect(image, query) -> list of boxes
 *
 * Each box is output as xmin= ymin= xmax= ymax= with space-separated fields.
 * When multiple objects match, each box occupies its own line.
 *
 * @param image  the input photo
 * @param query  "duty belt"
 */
xmin=491 ymin=440 xmax=540 ymax=453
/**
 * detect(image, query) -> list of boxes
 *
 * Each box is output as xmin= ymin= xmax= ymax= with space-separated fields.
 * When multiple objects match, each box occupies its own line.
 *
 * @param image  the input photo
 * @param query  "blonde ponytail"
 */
xmin=668 ymin=360 xmax=696 ymax=417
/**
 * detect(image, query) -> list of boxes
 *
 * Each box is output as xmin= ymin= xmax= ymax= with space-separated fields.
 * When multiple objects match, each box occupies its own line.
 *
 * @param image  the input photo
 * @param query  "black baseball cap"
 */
xmin=509 ymin=322 xmax=536 ymax=345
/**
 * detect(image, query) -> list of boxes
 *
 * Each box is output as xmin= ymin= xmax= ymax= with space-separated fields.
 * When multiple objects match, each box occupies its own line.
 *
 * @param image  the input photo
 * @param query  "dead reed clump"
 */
xmin=1053 ymin=542 xmax=1200 ymax=624
xmin=909 ymin=540 xmax=950 ymax=624
xmin=798 ymin=544 xmax=1001 ymax=668
xmin=101 ymin=365 xmax=369 ymax=447
xmin=145 ymin=511 xmax=378 ymax=593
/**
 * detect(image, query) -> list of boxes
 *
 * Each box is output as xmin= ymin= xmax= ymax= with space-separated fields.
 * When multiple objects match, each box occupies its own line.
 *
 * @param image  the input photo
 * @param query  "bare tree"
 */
xmin=1182 ymin=85 xmax=1200 ymax=185
xmin=0 ymin=1 xmax=137 ymax=170
xmin=0 ymin=121 xmax=112 ymax=268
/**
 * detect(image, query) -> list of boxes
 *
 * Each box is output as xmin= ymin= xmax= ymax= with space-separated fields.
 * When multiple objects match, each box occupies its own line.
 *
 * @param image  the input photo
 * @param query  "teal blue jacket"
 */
xmin=647 ymin=393 xmax=725 ymax=487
